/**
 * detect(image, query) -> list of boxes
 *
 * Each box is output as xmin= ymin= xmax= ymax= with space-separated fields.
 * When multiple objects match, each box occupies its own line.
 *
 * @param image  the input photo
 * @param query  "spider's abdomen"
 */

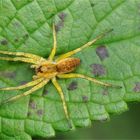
xmin=56 ymin=58 xmax=80 ymax=73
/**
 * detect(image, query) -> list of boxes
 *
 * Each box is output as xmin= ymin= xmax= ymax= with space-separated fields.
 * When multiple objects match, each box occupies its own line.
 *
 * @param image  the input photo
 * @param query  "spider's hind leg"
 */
xmin=51 ymin=77 xmax=70 ymax=120
xmin=1 ymin=79 xmax=49 ymax=104
xmin=0 ymin=78 xmax=44 ymax=91
xmin=57 ymin=73 xmax=122 ymax=88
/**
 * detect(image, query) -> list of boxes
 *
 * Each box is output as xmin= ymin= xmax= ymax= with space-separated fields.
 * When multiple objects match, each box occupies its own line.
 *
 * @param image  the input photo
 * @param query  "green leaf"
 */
xmin=0 ymin=0 xmax=140 ymax=139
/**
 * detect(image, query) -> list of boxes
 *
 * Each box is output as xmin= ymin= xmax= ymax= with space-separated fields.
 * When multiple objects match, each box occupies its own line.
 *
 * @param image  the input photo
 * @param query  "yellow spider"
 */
xmin=0 ymin=24 xmax=121 ymax=120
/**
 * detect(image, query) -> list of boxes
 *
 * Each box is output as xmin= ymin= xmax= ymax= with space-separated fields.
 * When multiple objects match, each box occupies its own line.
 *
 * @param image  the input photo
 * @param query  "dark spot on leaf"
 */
xmin=133 ymin=82 xmax=140 ymax=92
xmin=43 ymin=89 xmax=49 ymax=96
xmin=90 ymin=64 xmax=106 ymax=77
xmin=23 ymin=34 xmax=29 ymax=39
xmin=14 ymin=38 xmax=19 ymax=42
xmin=27 ymin=112 xmax=32 ymax=117
xmin=67 ymin=81 xmax=78 ymax=90
xmin=1 ymin=39 xmax=8 ymax=45
xmin=6 ymin=72 xmax=16 ymax=78
xmin=0 ymin=71 xmax=16 ymax=79
xmin=55 ymin=12 xmax=67 ymax=32
xmin=82 ymin=96 xmax=88 ymax=102
xmin=29 ymin=100 xmax=36 ymax=109
xmin=96 ymin=45 xmax=109 ymax=61
xmin=37 ymin=109 xmax=44 ymax=116
xmin=102 ymin=88 xmax=109 ymax=95
xmin=58 ymin=12 xmax=67 ymax=21
xmin=90 ymin=2 xmax=95 ymax=7
xmin=13 ymin=22 xmax=20 ymax=27
xmin=20 ymin=81 xmax=28 ymax=85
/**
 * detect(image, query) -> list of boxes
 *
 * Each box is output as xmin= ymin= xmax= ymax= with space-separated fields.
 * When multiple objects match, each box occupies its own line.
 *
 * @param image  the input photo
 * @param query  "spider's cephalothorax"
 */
xmin=0 ymin=24 xmax=121 ymax=121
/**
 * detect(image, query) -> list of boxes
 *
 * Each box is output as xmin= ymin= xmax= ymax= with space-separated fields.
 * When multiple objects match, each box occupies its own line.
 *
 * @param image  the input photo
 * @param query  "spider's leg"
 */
xmin=48 ymin=24 xmax=57 ymax=61
xmin=1 ymin=79 xmax=49 ymax=104
xmin=0 ymin=50 xmax=45 ymax=61
xmin=51 ymin=77 xmax=69 ymax=120
xmin=0 ymin=78 xmax=44 ymax=91
xmin=57 ymin=73 xmax=122 ymax=88
xmin=56 ymin=29 xmax=113 ymax=62
xmin=0 ymin=56 xmax=37 ymax=64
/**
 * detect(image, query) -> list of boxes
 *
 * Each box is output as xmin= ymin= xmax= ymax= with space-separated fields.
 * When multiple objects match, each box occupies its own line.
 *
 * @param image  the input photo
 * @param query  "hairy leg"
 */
xmin=57 ymin=73 xmax=122 ymax=88
xmin=56 ymin=29 xmax=113 ymax=62
xmin=51 ymin=77 xmax=69 ymax=119
xmin=0 ymin=78 xmax=44 ymax=91
xmin=1 ymin=79 xmax=49 ymax=104
xmin=48 ymin=24 xmax=57 ymax=61
xmin=0 ymin=50 xmax=45 ymax=61
xmin=0 ymin=56 xmax=38 ymax=64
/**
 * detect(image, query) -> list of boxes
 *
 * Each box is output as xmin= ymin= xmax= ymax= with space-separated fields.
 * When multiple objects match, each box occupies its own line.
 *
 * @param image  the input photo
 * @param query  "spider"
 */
xmin=0 ymin=24 xmax=121 ymax=120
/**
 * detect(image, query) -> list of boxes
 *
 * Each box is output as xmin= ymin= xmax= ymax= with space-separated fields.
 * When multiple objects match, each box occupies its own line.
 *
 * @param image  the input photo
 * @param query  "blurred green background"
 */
xmin=46 ymin=103 xmax=140 ymax=139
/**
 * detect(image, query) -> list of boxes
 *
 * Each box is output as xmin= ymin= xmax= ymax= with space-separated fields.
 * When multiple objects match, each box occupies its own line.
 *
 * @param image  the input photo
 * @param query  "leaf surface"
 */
xmin=0 ymin=0 xmax=140 ymax=139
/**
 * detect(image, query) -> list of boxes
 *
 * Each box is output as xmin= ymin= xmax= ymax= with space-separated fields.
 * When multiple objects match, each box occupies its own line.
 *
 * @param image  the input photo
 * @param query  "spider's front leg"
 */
xmin=30 ymin=24 xmax=57 ymax=69
xmin=0 ymin=50 xmax=45 ymax=61
xmin=48 ymin=23 xmax=57 ymax=61
xmin=1 ymin=79 xmax=49 ymax=104
xmin=0 ymin=56 xmax=38 ymax=64
xmin=55 ymin=29 xmax=113 ymax=62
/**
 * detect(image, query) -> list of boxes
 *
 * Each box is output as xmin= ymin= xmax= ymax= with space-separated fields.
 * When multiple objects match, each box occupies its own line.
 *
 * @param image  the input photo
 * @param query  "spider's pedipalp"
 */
xmin=55 ymin=29 xmax=113 ymax=62
xmin=0 ymin=56 xmax=37 ymax=64
xmin=0 ymin=78 xmax=44 ymax=91
xmin=51 ymin=77 xmax=69 ymax=120
xmin=57 ymin=73 xmax=122 ymax=88
xmin=1 ymin=79 xmax=49 ymax=104
xmin=0 ymin=50 xmax=45 ymax=61
xmin=30 ymin=65 xmax=37 ymax=68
